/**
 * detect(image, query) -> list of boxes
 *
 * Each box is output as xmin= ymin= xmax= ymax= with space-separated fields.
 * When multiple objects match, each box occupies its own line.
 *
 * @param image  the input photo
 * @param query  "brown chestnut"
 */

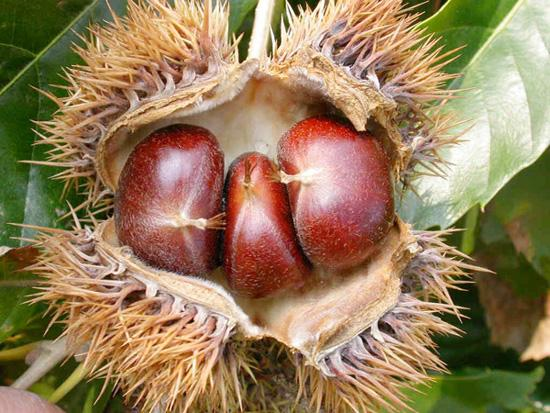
xmin=277 ymin=116 xmax=394 ymax=270
xmin=114 ymin=124 xmax=224 ymax=275
xmin=223 ymin=152 xmax=311 ymax=298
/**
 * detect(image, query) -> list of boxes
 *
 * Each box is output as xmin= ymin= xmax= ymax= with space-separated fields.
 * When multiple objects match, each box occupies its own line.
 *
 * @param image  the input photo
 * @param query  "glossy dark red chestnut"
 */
xmin=114 ymin=124 xmax=224 ymax=275
xmin=278 ymin=116 xmax=394 ymax=270
xmin=223 ymin=152 xmax=311 ymax=298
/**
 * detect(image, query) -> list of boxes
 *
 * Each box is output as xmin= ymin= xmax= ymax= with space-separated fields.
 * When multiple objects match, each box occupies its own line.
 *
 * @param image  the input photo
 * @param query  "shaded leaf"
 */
xmin=477 ymin=230 xmax=548 ymax=297
xmin=229 ymin=0 xmax=258 ymax=34
xmin=0 ymin=0 xmax=127 ymax=247
xmin=0 ymin=0 xmax=93 ymax=89
xmin=28 ymin=357 xmax=121 ymax=413
xmin=477 ymin=273 xmax=550 ymax=361
xmin=58 ymin=378 xmax=115 ymax=413
xmin=433 ymin=275 xmax=523 ymax=371
xmin=401 ymin=0 xmax=550 ymax=229
xmin=0 ymin=247 xmax=40 ymax=344
xmin=487 ymin=149 xmax=550 ymax=282
xmin=406 ymin=367 xmax=544 ymax=412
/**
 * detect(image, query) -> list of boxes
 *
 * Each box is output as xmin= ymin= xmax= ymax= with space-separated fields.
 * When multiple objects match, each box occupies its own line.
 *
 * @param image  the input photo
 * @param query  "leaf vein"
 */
xmin=0 ymin=0 xmax=100 ymax=98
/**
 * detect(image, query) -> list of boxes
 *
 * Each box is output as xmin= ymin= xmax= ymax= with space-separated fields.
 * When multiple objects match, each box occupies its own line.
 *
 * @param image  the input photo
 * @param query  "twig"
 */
xmin=0 ymin=342 xmax=40 ymax=362
xmin=248 ymin=0 xmax=276 ymax=60
xmin=48 ymin=362 xmax=88 ymax=403
xmin=11 ymin=337 xmax=70 ymax=390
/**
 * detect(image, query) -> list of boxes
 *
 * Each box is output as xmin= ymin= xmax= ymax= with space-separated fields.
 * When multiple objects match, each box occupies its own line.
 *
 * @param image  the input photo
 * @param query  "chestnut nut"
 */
xmin=114 ymin=117 xmax=394 ymax=297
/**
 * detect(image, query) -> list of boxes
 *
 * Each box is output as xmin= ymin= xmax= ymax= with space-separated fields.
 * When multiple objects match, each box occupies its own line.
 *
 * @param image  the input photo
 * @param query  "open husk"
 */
xmin=27 ymin=0 xmax=480 ymax=411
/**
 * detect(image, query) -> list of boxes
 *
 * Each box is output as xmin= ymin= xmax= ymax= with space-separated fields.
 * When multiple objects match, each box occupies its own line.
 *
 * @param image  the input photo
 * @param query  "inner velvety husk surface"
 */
xmin=96 ymin=56 xmax=399 ymax=192
xmin=93 ymin=56 xmax=411 ymax=367
xmin=99 ymin=217 xmax=416 ymax=364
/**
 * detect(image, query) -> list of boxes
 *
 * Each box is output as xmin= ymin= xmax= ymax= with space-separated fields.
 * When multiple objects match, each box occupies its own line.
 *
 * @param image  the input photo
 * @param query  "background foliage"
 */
xmin=0 ymin=0 xmax=548 ymax=411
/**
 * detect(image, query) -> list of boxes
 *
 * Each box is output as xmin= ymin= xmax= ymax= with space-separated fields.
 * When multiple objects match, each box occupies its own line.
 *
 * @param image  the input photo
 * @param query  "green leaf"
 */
xmin=0 ymin=0 xmax=127 ymax=247
xmin=229 ymin=0 xmax=258 ymax=34
xmin=0 ymin=0 xmax=92 ymax=89
xmin=406 ymin=368 xmax=544 ymax=413
xmin=400 ymin=0 xmax=550 ymax=229
xmin=0 ymin=247 xmax=39 ymax=343
xmin=404 ymin=0 xmax=442 ymax=20
xmin=419 ymin=0 xmax=520 ymax=74
xmin=486 ymin=149 xmax=550 ymax=282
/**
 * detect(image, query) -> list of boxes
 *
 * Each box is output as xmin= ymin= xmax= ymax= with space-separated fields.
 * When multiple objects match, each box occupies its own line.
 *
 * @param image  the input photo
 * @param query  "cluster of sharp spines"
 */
xmin=27 ymin=224 xmax=255 ymax=413
xmin=274 ymin=0 xmax=460 ymax=101
xmin=27 ymin=215 xmax=476 ymax=412
xmin=32 ymin=0 xmax=463 ymax=215
xmin=292 ymin=227 xmax=475 ymax=413
xmin=32 ymin=0 xmax=236 ymax=215
xmin=273 ymin=0 xmax=463 ymax=189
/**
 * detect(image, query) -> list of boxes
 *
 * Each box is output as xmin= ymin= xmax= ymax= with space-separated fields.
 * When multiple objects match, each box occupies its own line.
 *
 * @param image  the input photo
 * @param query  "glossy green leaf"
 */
xmin=0 ymin=0 xmax=127 ymax=247
xmin=406 ymin=368 xmax=544 ymax=412
xmin=401 ymin=0 xmax=550 ymax=229
xmin=419 ymin=0 xmax=519 ymax=74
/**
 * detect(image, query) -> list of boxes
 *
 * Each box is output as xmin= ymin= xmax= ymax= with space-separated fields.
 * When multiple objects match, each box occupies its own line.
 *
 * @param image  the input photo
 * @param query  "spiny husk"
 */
xmin=37 ymin=217 xmax=412 ymax=363
xmin=29 ymin=220 xmax=476 ymax=413
xmin=270 ymin=0 xmax=461 ymax=183
xmin=25 ymin=0 xmax=480 ymax=411
xmin=28 ymin=223 xmax=255 ymax=413
xmin=294 ymin=229 xmax=477 ymax=413
xmin=273 ymin=0 xmax=456 ymax=102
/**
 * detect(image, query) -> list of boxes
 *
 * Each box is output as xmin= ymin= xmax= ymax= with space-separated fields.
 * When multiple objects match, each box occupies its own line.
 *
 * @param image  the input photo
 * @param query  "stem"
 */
xmin=48 ymin=363 xmax=88 ymax=404
xmin=83 ymin=383 xmax=98 ymax=413
xmin=0 ymin=342 xmax=40 ymax=362
xmin=461 ymin=206 xmax=479 ymax=255
xmin=0 ymin=280 xmax=40 ymax=288
xmin=11 ymin=337 xmax=70 ymax=390
xmin=248 ymin=0 xmax=276 ymax=60
xmin=279 ymin=168 xmax=321 ymax=185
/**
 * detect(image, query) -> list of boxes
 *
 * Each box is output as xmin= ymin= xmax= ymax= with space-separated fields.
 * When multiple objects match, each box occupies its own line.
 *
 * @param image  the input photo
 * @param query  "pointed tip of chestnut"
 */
xmin=114 ymin=124 xmax=224 ymax=276
xmin=278 ymin=116 xmax=395 ymax=270
xmin=223 ymin=152 xmax=311 ymax=298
